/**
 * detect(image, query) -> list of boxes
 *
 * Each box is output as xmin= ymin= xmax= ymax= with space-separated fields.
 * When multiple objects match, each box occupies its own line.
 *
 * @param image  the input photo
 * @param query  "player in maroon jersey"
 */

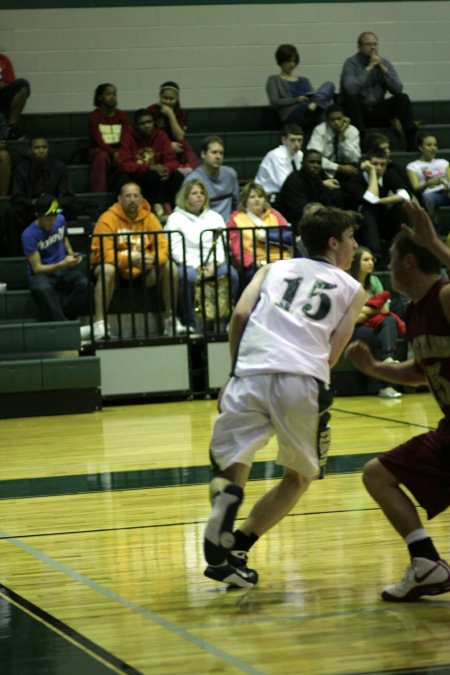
xmin=347 ymin=201 xmax=450 ymax=602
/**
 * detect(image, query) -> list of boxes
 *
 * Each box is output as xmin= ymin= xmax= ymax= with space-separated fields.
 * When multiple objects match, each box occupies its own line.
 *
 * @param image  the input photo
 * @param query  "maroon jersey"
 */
xmin=406 ymin=278 xmax=450 ymax=437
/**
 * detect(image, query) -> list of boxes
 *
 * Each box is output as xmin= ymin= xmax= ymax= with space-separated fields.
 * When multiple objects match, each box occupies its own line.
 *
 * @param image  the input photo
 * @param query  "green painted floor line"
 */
xmin=0 ymin=453 xmax=378 ymax=501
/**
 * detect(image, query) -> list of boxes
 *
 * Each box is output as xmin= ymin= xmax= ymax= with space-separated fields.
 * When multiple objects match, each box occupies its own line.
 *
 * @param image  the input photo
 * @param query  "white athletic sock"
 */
xmin=405 ymin=528 xmax=429 ymax=545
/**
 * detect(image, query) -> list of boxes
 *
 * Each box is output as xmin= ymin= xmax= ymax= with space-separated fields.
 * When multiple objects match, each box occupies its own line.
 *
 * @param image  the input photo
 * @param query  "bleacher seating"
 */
xmin=0 ymin=319 xmax=101 ymax=418
xmin=1 ymin=100 xmax=450 ymax=407
xmin=0 ymin=257 xmax=101 ymax=417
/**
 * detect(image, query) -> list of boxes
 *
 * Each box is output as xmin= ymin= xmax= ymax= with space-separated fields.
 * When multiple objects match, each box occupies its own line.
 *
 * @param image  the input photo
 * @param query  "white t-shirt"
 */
xmin=406 ymin=158 xmax=449 ymax=195
xmin=234 ymin=258 xmax=360 ymax=384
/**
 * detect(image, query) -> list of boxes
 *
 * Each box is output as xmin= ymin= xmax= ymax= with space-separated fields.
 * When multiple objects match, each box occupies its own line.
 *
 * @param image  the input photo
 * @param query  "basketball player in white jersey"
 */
xmin=203 ymin=206 xmax=366 ymax=588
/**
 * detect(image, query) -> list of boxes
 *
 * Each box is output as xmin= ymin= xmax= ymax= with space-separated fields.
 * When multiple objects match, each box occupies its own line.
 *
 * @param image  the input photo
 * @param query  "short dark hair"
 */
xmin=282 ymin=123 xmax=303 ymax=137
xmin=364 ymin=132 xmax=389 ymax=152
xmin=326 ymin=104 xmax=345 ymax=118
xmin=393 ymin=231 xmax=442 ymax=275
xmin=367 ymin=148 xmax=388 ymax=161
xmin=302 ymin=148 xmax=322 ymax=161
xmin=29 ymin=136 xmax=47 ymax=148
xmin=93 ymin=83 xmax=115 ymax=107
xmin=299 ymin=207 xmax=360 ymax=257
xmin=200 ymin=135 xmax=224 ymax=154
xmin=134 ymin=108 xmax=153 ymax=124
xmin=275 ymin=44 xmax=299 ymax=67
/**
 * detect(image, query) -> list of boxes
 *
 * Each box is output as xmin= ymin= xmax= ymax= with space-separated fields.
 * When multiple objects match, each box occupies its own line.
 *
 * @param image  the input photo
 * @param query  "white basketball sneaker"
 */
xmin=382 ymin=557 xmax=450 ymax=602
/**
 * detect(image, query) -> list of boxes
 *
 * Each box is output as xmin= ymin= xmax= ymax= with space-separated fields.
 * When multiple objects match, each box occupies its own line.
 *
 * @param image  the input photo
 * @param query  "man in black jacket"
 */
xmin=276 ymin=149 xmax=342 ymax=234
xmin=344 ymin=148 xmax=412 ymax=264
xmin=5 ymin=137 xmax=78 ymax=255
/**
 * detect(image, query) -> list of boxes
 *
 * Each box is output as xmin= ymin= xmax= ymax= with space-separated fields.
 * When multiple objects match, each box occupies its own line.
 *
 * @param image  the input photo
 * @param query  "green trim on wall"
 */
xmin=0 ymin=0 xmax=432 ymax=8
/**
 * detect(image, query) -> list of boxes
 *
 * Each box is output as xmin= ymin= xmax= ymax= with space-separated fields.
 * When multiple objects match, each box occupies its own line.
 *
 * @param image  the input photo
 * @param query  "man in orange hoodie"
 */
xmin=84 ymin=182 xmax=182 ymax=340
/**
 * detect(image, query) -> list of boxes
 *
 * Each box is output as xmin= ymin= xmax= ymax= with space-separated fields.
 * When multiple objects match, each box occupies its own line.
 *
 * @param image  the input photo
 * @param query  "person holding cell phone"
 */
xmin=266 ymin=44 xmax=335 ymax=131
xmin=21 ymin=194 xmax=88 ymax=330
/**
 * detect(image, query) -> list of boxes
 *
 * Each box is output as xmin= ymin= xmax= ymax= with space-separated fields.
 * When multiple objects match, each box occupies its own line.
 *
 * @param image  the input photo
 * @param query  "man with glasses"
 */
xmin=340 ymin=32 xmax=416 ymax=150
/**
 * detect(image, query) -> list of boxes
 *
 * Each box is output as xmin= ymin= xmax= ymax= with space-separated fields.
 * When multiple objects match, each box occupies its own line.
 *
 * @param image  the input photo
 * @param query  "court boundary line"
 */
xmin=0 ymin=586 xmax=139 ymax=674
xmin=332 ymin=406 xmax=435 ymax=428
xmin=0 ymin=529 xmax=265 ymax=675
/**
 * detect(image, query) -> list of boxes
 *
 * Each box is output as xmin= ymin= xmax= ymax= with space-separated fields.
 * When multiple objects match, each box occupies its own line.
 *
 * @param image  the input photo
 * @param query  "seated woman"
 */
xmin=349 ymin=246 xmax=405 ymax=398
xmin=147 ymin=81 xmax=198 ymax=175
xmin=164 ymin=179 xmax=238 ymax=331
xmin=406 ymin=131 xmax=450 ymax=232
xmin=227 ymin=182 xmax=292 ymax=285
xmin=88 ymin=83 xmax=129 ymax=192
xmin=266 ymin=44 xmax=334 ymax=130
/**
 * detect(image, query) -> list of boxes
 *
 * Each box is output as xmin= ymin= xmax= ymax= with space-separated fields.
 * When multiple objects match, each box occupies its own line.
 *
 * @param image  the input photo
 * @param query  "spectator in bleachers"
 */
xmin=344 ymin=148 xmax=412 ymax=264
xmin=148 ymin=81 xmax=198 ymax=174
xmin=266 ymin=44 xmax=334 ymax=131
xmin=21 ymin=194 xmax=88 ymax=327
xmin=406 ymin=132 xmax=450 ymax=232
xmin=182 ymin=135 xmax=239 ymax=222
xmin=0 ymin=112 xmax=11 ymax=196
xmin=276 ymin=149 xmax=342 ymax=233
xmin=349 ymin=245 xmax=404 ymax=398
xmin=7 ymin=137 xmax=78 ymax=256
xmin=340 ymin=32 xmax=416 ymax=150
xmin=254 ymin=124 xmax=304 ymax=202
xmin=117 ymin=109 xmax=184 ymax=213
xmin=0 ymin=52 xmax=30 ymax=140
xmin=88 ymin=83 xmax=129 ymax=193
xmin=165 ymin=179 xmax=238 ymax=332
xmin=86 ymin=182 xmax=180 ymax=340
xmin=307 ymin=104 xmax=360 ymax=181
xmin=227 ymin=182 xmax=292 ymax=286
xmin=364 ymin=131 xmax=410 ymax=189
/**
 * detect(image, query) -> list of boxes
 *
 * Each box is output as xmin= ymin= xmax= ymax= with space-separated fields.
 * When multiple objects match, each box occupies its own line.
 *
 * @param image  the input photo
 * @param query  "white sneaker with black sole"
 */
xmin=382 ymin=557 xmax=450 ymax=601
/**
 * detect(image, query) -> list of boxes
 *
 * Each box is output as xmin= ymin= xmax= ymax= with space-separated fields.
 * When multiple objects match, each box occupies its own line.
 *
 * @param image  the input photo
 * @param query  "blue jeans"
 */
xmin=285 ymin=81 xmax=335 ymax=127
xmin=178 ymin=262 xmax=239 ymax=327
xmin=423 ymin=190 xmax=450 ymax=231
xmin=29 ymin=269 xmax=89 ymax=321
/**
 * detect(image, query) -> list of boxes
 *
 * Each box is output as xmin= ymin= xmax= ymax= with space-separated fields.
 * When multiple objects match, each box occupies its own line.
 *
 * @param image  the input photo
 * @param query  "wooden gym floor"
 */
xmin=0 ymin=391 xmax=449 ymax=674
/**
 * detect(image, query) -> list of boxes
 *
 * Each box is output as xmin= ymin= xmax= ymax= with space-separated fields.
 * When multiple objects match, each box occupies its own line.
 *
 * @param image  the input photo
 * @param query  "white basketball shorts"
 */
xmin=210 ymin=372 xmax=332 ymax=480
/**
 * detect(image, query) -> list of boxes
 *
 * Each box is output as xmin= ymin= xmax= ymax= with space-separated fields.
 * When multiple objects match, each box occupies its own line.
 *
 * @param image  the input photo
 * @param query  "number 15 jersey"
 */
xmin=234 ymin=258 xmax=361 ymax=385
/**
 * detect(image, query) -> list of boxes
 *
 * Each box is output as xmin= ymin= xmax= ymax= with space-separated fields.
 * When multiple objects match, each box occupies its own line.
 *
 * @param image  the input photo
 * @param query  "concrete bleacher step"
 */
xmin=18 ymin=102 xmax=450 ymax=140
xmin=0 ymin=321 xmax=81 ymax=354
xmin=0 ymin=318 xmax=101 ymax=417
xmin=0 ymin=355 xmax=102 ymax=418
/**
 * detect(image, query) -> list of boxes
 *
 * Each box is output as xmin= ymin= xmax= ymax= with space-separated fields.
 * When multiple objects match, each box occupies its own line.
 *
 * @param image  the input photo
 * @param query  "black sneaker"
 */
xmin=227 ymin=550 xmax=259 ymax=585
xmin=204 ymin=483 xmax=243 ymax=566
xmin=204 ymin=562 xmax=258 ymax=588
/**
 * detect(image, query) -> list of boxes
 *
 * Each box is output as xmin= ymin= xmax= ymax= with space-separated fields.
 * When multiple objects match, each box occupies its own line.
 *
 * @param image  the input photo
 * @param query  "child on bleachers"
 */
xmin=147 ymin=82 xmax=198 ymax=174
xmin=406 ymin=131 xmax=450 ymax=232
xmin=88 ymin=83 xmax=129 ymax=193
